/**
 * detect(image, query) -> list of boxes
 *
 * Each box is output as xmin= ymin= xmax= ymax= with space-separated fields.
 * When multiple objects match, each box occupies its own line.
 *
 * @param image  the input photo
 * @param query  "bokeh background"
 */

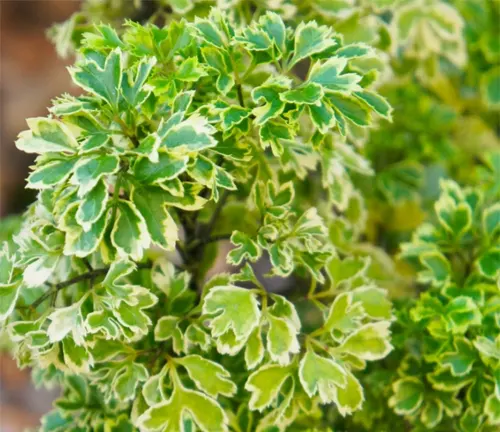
xmin=1 ymin=2 xmax=80 ymax=430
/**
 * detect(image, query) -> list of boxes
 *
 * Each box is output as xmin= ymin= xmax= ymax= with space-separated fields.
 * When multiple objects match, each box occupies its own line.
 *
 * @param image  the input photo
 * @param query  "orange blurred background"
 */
xmin=1 ymin=2 xmax=80 ymax=429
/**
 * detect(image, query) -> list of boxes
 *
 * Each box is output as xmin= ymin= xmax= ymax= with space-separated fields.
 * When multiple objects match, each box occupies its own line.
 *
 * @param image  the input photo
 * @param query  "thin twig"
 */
xmin=110 ymin=172 xmax=124 ymax=222
xmin=236 ymin=84 xmax=245 ymax=108
xmin=203 ymin=190 xmax=230 ymax=243
xmin=82 ymin=258 xmax=93 ymax=272
xmin=187 ymin=233 xmax=232 ymax=252
xmin=19 ymin=262 xmax=154 ymax=311
xmin=229 ymin=48 xmax=246 ymax=108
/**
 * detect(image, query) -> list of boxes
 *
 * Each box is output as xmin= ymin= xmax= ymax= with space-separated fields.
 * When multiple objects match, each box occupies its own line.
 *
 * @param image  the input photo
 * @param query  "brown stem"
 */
xmin=187 ymin=233 xmax=232 ymax=252
xmin=19 ymin=263 xmax=153 ymax=311
xmin=203 ymin=190 xmax=230 ymax=243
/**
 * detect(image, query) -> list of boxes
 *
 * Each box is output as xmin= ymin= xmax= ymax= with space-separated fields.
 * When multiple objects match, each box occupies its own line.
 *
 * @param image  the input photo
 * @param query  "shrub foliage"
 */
xmin=1 ymin=1 xmax=499 ymax=431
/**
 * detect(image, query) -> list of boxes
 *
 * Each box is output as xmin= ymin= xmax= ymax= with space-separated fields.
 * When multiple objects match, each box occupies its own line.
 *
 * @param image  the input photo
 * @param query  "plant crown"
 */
xmin=1 ymin=1 xmax=499 ymax=431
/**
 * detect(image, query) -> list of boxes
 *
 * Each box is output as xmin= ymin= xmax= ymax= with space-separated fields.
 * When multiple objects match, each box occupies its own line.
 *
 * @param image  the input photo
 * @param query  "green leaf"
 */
xmin=194 ymin=18 xmax=226 ymax=48
xmin=174 ymin=92 xmax=195 ymax=116
xmin=16 ymin=118 xmax=78 ymax=154
xmin=46 ymin=301 xmax=86 ymax=345
xmin=485 ymin=394 xmax=500 ymax=425
xmin=259 ymin=121 xmax=294 ymax=154
xmin=70 ymin=48 xmax=123 ymax=108
xmin=481 ymin=66 xmax=500 ymax=109
xmin=245 ymin=328 xmax=264 ymax=370
xmin=420 ymin=399 xmax=443 ymax=429
xmin=245 ymin=364 xmax=292 ymax=411
xmin=459 ymin=407 xmax=485 ymax=432
xmin=354 ymin=90 xmax=393 ymax=120
xmin=352 ymin=286 xmax=392 ymax=320
xmin=483 ymin=203 xmax=500 ymax=239
xmin=435 ymin=198 xmax=472 ymax=238
xmin=161 ymin=116 xmax=217 ymax=152
xmin=445 ymin=296 xmax=482 ymax=334
xmin=308 ymin=100 xmax=336 ymax=133
xmin=156 ymin=182 xmax=207 ymax=211
xmin=83 ymin=23 xmax=124 ymax=50
xmin=61 ymin=204 xmax=110 ymax=257
xmin=114 ymin=363 xmax=148 ymax=402
xmin=309 ymin=57 xmax=346 ymax=85
xmin=440 ymin=391 xmax=462 ymax=417
xmin=176 ymin=57 xmax=207 ymax=82
xmin=134 ymin=153 xmax=188 ymax=184
xmin=72 ymin=153 xmax=120 ymax=197
xmin=81 ymin=133 xmax=110 ymax=153
xmin=333 ymin=371 xmax=364 ymax=416
xmin=252 ymin=76 xmax=291 ymax=125
xmin=187 ymin=155 xmax=216 ymax=187
xmin=324 ymin=292 xmax=365 ymax=334
xmin=308 ymin=57 xmax=361 ymax=93
xmin=201 ymin=47 xmax=234 ymax=94
xmin=169 ymin=0 xmax=193 ymax=13
xmin=185 ymin=323 xmax=211 ymax=352
xmin=40 ymin=410 xmax=73 ymax=431
xmin=132 ymin=186 xmax=179 ymax=251
xmin=335 ymin=43 xmax=373 ymax=59
xmin=135 ymin=133 xmax=161 ymax=163
xmin=113 ymin=291 xmax=156 ymax=336
xmin=328 ymin=92 xmax=371 ymax=126
xmin=121 ymin=57 xmax=156 ymax=107
xmin=154 ymin=316 xmax=184 ymax=354
xmin=203 ymin=285 xmax=261 ymax=343
xmin=76 ymin=179 xmax=108 ymax=232
xmin=27 ymin=158 xmax=76 ymax=189
xmin=102 ymin=260 xmax=150 ymax=304
xmin=289 ymin=21 xmax=337 ymax=67
xmin=280 ymin=82 xmax=324 ymax=105
xmin=142 ymin=370 xmax=168 ymax=409
xmin=221 ymin=106 xmax=251 ymax=131
xmin=494 ymin=368 xmax=500 ymax=399
xmin=266 ymin=314 xmax=300 ymax=365
xmin=389 ymin=377 xmax=425 ymax=415
xmin=237 ymin=26 xmax=273 ymax=51
xmin=473 ymin=336 xmax=500 ymax=360
xmin=299 ymin=350 xmax=347 ymax=403
xmin=86 ymin=310 xmax=120 ymax=339
xmin=176 ymin=355 xmax=236 ymax=398
xmin=62 ymin=338 xmax=92 ymax=374
xmin=440 ymin=337 xmax=476 ymax=377
xmin=213 ymin=328 xmax=247 ymax=356
xmin=0 ymin=251 xmax=14 ymax=285
xmin=268 ymin=242 xmax=294 ymax=277
xmin=337 ymin=322 xmax=393 ymax=360
xmin=419 ymin=251 xmax=451 ymax=286
xmin=227 ymin=231 xmax=262 ymax=265
xmin=23 ymin=254 xmax=60 ymax=288
xmin=111 ymin=200 xmax=150 ymax=261
xmin=477 ymin=249 xmax=500 ymax=279
xmin=427 ymin=367 xmax=474 ymax=392
xmin=138 ymin=375 xmax=228 ymax=432
xmin=0 ymin=282 xmax=21 ymax=322
xmin=258 ymin=12 xmax=286 ymax=53
xmin=268 ymin=294 xmax=301 ymax=331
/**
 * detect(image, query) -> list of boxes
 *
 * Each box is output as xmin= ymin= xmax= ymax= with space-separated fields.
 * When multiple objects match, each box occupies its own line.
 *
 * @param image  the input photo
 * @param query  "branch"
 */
xmin=236 ymin=84 xmax=245 ymax=108
xmin=203 ymin=190 xmax=230 ymax=242
xmin=187 ymin=233 xmax=232 ymax=252
xmin=19 ymin=262 xmax=153 ymax=311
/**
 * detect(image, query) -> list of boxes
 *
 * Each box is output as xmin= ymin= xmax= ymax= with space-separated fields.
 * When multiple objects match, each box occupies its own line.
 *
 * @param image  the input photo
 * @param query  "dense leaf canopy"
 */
xmin=1 ymin=0 xmax=499 ymax=431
